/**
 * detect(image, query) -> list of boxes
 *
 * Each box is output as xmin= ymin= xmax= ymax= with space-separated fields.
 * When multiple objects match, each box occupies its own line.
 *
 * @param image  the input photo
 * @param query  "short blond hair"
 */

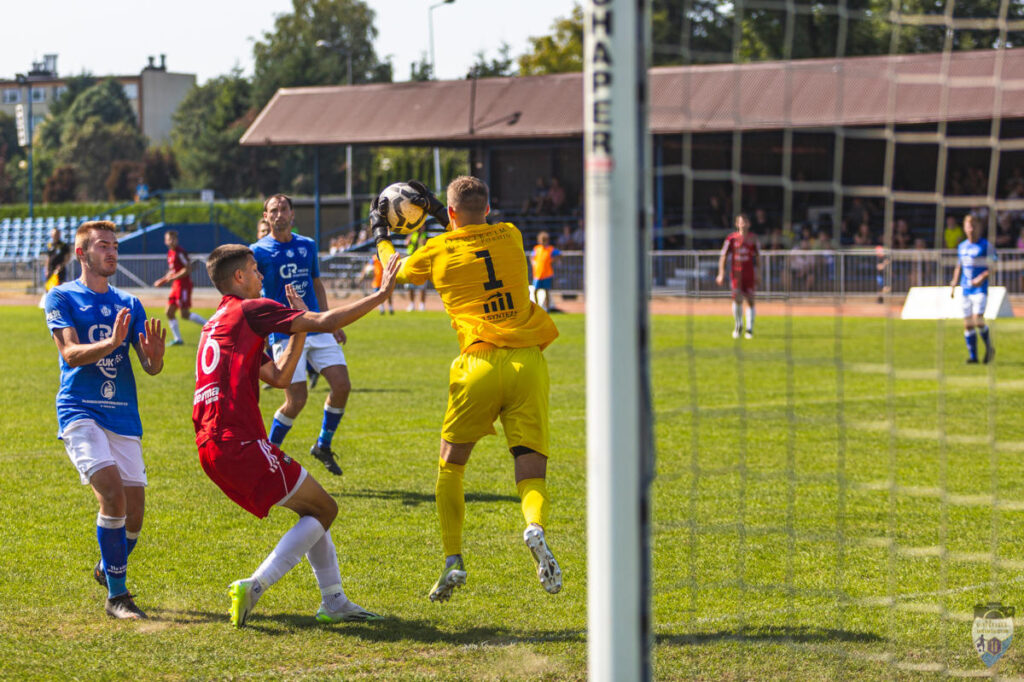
xmin=446 ymin=176 xmax=489 ymax=215
xmin=75 ymin=221 xmax=117 ymax=253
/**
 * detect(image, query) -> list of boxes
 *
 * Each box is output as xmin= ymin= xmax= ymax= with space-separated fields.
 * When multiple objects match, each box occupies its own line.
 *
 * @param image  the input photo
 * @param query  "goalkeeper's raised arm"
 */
xmin=372 ymin=179 xmax=449 ymax=283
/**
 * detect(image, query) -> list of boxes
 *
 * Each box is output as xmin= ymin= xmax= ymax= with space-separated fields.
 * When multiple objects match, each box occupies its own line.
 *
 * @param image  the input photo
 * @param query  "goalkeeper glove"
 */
xmin=370 ymin=196 xmax=392 ymax=246
xmin=406 ymin=179 xmax=449 ymax=227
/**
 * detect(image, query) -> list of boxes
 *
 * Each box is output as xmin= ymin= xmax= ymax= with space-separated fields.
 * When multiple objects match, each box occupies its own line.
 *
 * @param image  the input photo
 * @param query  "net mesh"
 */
xmin=656 ymin=1 xmax=1024 ymax=677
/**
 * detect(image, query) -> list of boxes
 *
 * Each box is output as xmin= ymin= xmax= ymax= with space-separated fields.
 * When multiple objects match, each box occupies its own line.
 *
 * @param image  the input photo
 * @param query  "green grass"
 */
xmin=1 ymin=304 xmax=1022 ymax=679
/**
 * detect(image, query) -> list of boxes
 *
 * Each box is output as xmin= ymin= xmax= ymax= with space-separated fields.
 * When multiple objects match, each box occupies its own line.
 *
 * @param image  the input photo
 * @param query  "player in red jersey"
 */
xmin=194 ymin=243 xmax=399 ymax=627
xmin=716 ymin=213 xmax=760 ymax=339
xmin=154 ymin=230 xmax=206 ymax=346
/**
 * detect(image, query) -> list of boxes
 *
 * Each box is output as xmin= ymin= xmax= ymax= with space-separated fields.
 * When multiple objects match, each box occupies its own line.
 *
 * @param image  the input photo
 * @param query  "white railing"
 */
xmin=14 ymin=249 xmax=1024 ymax=298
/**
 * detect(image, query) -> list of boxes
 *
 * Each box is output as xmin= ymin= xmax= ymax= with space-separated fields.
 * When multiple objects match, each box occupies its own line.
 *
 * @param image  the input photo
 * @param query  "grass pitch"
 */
xmin=1 ymin=302 xmax=1023 ymax=679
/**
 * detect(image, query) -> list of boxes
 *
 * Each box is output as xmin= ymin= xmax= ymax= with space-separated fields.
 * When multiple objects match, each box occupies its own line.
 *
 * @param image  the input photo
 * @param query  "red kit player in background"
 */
xmin=716 ymin=213 xmax=760 ymax=339
xmin=154 ymin=230 xmax=206 ymax=345
xmin=193 ymin=243 xmax=399 ymax=627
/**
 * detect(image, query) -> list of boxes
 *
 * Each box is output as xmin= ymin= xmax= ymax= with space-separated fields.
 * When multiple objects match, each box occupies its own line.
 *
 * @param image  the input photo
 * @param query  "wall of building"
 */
xmin=140 ymin=70 xmax=196 ymax=145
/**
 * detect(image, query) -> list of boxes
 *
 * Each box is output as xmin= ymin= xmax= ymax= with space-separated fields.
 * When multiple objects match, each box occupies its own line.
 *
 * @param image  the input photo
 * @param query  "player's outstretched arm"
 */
xmin=949 ymin=263 xmax=961 ymax=297
xmin=261 ymin=284 xmax=308 ymax=388
xmin=371 ymin=197 xmax=412 ymax=285
xmin=290 ymin=255 xmax=400 ymax=334
xmin=134 ymin=317 xmax=166 ymax=375
xmin=52 ymin=307 xmax=131 ymax=367
xmin=406 ymin=179 xmax=449 ymax=227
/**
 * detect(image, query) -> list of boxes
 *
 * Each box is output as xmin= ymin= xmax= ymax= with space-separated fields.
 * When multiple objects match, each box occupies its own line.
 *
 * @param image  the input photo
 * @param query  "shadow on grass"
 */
xmin=242 ymin=612 xmax=585 ymax=644
xmin=145 ymin=608 xmax=235 ymax=625
xmin=658 ymin=624 xmax=885 ymax=647
xmin=349 ymin=388 xmax=414 ymax=394
xmin=334 ymin=488 xmax=519 ymax=506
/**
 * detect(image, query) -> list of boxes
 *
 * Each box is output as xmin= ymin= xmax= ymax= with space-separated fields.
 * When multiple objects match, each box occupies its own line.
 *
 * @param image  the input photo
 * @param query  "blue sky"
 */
xmin=0 ymin=0 xmax=577 ymax=84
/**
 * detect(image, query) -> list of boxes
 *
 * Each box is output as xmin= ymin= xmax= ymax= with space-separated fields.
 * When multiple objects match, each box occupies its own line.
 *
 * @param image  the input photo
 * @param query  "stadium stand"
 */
xmin=0 ymin=215 xmax=135 ymax=260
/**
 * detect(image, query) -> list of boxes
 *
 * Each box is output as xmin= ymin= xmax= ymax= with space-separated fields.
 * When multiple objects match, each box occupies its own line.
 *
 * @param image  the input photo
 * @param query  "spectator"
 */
xmin=944 ymin=215 xmax=965 ymax=249
xmin=995 ymin=212 xmax=1016 ymax=248
xmin=571 ymin=219 xmax=586 ymax=250
xmin=523 ymin=177 xmax=548 ymax=214
xmin=892 ymin=219 xmax=912 ymax=249
xmin=909 ymin=237 xmax=934 ymax=287
xmin=853 ymin=222 xmax=874 ymax=247
xmin=752 ymin=208 xmax=775 ymax=235
xmin=556 ymin=224 xmax=577 ymax=250
xmin=545 ymin=178 xmax=566 ymax=215
xmin=767 ymin=226 xmax=787 ymax=250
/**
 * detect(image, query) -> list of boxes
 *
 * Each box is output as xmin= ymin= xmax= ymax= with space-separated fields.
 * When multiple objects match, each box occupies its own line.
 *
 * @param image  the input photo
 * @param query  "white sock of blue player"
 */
xmin=745 ymin=306 xmax=755 ymax=333
xmin=188 ymin=312 xmax=207 ymax=325
xmin=980 ymin=325 xmax=992 ymax=349
xmin=965 ymin=329 xmax=979 ymax=361
xmin=732 ymin=301 xmax=742 ymax=331
xmin=317 ymin=406 xmax=344 ymax=451
xmin=269 ymin=411 xmax=294 ymax=446
xmin=251 ymin=515 xmax=324 ymax=591
xmin=97 ymin=513 xmax=129 ymax=598
xmin=305 ymin=529 xmax=349 ymax=610
xmin=169 ymin=318 xmax=182 ymax=343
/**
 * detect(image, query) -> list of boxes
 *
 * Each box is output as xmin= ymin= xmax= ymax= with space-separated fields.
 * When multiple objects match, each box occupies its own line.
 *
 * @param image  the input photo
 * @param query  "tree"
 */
xmin=43 ymin=165 xmax=78 ymax=203
xmin=518 ymin=5 xmax=583 ymax=75
xmin=251 ymin=0 xmax=393 ymax=108
xmin=170 ymin=72 xmax=279 ymax=197
xmin=467 ymin=43 xmax=516 ymax=78
xmin=106 ymin=160 xmax=144 ymax=201
xmin=36 ymin=74 xmax=97 ymax=152
xmin=59 ymin=119 xmax=146 ymax=199
xmin=0 ymin=112 xmax=18 ymax=161
xmin=66 ymin=78 xmax=137 ymax=128
xmin=142 ymin=147 xmax=179 ymax=192
xmin=410 ymin=56 xmax=433 ymax=82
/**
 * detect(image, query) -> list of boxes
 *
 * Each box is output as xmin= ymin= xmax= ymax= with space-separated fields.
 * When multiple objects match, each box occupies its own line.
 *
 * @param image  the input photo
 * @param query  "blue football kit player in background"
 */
xmin=950 ymin=214 xmax=995 ymax=364
xmin=250 ymin=194 xmax=350 ymax=476
xmin=45 ymin=221 xmax=165 ymax=620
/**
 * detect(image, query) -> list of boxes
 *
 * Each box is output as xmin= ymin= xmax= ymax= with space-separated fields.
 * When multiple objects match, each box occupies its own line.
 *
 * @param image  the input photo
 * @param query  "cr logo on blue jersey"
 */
xmin=87 ymin=324 xmax=113 ymax=344
xmin=280 ymin=263 xmax=299 ymax=278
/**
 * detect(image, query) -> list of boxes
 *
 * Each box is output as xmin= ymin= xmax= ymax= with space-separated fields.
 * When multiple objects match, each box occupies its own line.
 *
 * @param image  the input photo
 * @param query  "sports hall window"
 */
xmin=2 ymin=89 xmax=20 ymax=104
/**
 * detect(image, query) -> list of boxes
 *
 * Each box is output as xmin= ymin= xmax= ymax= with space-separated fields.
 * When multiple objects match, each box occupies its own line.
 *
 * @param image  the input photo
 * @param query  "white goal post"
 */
xmin=585 ymin=1 xmax=653 ymax=680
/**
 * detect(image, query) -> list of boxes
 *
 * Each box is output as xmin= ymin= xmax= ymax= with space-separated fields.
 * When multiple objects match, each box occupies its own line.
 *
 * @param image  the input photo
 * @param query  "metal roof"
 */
xmin=240 ymin=48 xmax=1024 ymax=147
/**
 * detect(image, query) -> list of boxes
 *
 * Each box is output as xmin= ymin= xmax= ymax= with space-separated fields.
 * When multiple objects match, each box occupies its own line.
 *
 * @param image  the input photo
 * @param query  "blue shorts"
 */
xmin=533 ymin=277 xmax=553 ymax=290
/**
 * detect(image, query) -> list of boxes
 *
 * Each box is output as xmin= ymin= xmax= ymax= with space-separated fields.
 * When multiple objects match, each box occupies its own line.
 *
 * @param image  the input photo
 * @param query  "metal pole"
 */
xmin=346 ymin=53 xmax=353 ymax=225
xmin=27 ymin=82 xmax=34 ymax=219
xmin=314 ymin=146 xmax=322 ymax=252
xmin=585 ymin=0 xmax=651 ymax=680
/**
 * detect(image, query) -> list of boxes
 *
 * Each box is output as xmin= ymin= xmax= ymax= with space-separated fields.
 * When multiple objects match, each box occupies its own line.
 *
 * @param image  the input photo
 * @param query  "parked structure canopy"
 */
xmin=241 ymin=48 xmax=1024 ymax=148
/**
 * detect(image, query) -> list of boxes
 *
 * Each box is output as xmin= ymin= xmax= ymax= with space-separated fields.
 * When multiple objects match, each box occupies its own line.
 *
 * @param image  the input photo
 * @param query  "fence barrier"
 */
xmin=10 ymin=248 xmax=1024 ymax=299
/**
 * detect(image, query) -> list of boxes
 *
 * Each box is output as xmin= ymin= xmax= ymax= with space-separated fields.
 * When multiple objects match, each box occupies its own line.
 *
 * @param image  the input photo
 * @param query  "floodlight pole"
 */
xmin=585 ymin=0 xmax=652 ymax=680
xmin=16 ymin=74 xmax=34 ymax=219
xmin=428 ymin=0 xmax=455 ymax=194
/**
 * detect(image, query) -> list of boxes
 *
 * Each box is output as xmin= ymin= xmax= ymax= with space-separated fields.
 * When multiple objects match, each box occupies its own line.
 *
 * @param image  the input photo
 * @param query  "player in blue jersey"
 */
xmin=251 ymin=194 xmax=349 ymax=475
xmin=950 ymin=215 xmax=996 ymax=364
xmin=44 ymin=220 xmax=166 ymax=620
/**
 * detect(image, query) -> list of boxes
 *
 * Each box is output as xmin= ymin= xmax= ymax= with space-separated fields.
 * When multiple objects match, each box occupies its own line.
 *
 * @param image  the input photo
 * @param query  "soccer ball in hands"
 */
xmin=378 ymin=182 xmax=428 ymax=235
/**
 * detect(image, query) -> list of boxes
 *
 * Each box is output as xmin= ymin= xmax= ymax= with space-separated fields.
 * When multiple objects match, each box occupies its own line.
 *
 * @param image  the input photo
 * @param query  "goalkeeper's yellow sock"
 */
xmin=435 ymin=458 xmax=465 ymax=557
xmin=516 ymin=477 xmax=549 ymax=528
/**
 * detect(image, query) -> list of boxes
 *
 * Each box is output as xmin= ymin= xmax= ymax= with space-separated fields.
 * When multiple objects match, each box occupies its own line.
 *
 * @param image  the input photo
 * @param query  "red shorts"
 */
xmin=198 ymin=439 xmax=306 ymax=518
xmin=730 ymin=271 xmax=756 ymax=299
xmin=169 ymin=280 xmax=193 ymax=309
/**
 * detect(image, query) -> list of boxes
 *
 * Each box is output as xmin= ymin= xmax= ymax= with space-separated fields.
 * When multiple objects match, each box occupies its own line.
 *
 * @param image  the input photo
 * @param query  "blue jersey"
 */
xmin=250 ymin=233 xmax=323 ymax=346
xmin=958 ymin=238 xmax=996 ymax=295
xmin=44 ymin=281 xmax=148 ymax=438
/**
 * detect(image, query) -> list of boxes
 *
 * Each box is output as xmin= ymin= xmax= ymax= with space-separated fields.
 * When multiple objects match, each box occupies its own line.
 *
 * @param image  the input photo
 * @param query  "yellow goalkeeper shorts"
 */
xmin=441 ymin=344 xmax=550 ymax=456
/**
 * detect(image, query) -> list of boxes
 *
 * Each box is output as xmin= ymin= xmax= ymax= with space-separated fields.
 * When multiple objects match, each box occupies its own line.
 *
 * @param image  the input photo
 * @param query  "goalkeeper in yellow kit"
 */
xmin=371 ymin=176 xmax=562 ymax=602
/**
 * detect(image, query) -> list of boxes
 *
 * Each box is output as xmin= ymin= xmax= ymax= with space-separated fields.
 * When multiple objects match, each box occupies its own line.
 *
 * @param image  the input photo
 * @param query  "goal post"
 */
xmin=584 ymin=1 xmax=654 ymax=680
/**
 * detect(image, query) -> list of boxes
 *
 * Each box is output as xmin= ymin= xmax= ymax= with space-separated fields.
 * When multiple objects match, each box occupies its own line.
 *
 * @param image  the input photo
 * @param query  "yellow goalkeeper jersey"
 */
xmin=380 ymin=222 xmax=558 ymax=352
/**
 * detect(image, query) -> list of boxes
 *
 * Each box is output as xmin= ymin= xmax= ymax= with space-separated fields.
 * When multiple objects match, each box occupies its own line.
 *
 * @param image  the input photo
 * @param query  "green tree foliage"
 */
xmin=410 ymin=56 xmax=433 ymax=82
xmin=66 ymin=79 xmax=138 ymax=128
xmin=0 ymin=112 xmax=19 ymax=161
xmin=251 ymin=0 xmax=392 ymax=107
xmin=58 ymin=120 xmax=146 ymax=199
xmin=142 ymin=147 xmax=179 ymax=192
xmin=518 ymin=5 xmax=583 ymax=75
xmin=42 ymin=166 xmax=78 ymax=203
xmin=36 ymin=75 xmax=96 ymax=152
xmin=105 ymin=160 xmax=144 ymax=201
xmin=467 ymin=43 xmax=516 ymax=78
xmin=170 ymin=72 xmax=278 ymax=197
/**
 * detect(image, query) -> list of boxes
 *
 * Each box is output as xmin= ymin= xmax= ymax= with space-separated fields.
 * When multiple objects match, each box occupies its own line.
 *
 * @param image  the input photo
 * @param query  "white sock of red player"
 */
xmin=745 ymin=306 xmax=755 ymax=333
xmin=251 ymin=515 xmax=324 ymax=591
xmin=732 ymin=301 xmax=742 ymax=330
xmin=306 ymin=530 xmax=349 ymax=610
xmin=168 ymin=318 xmax=182 ymax=342
xmin=188 ymin=312 xmax=207 ymax=325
